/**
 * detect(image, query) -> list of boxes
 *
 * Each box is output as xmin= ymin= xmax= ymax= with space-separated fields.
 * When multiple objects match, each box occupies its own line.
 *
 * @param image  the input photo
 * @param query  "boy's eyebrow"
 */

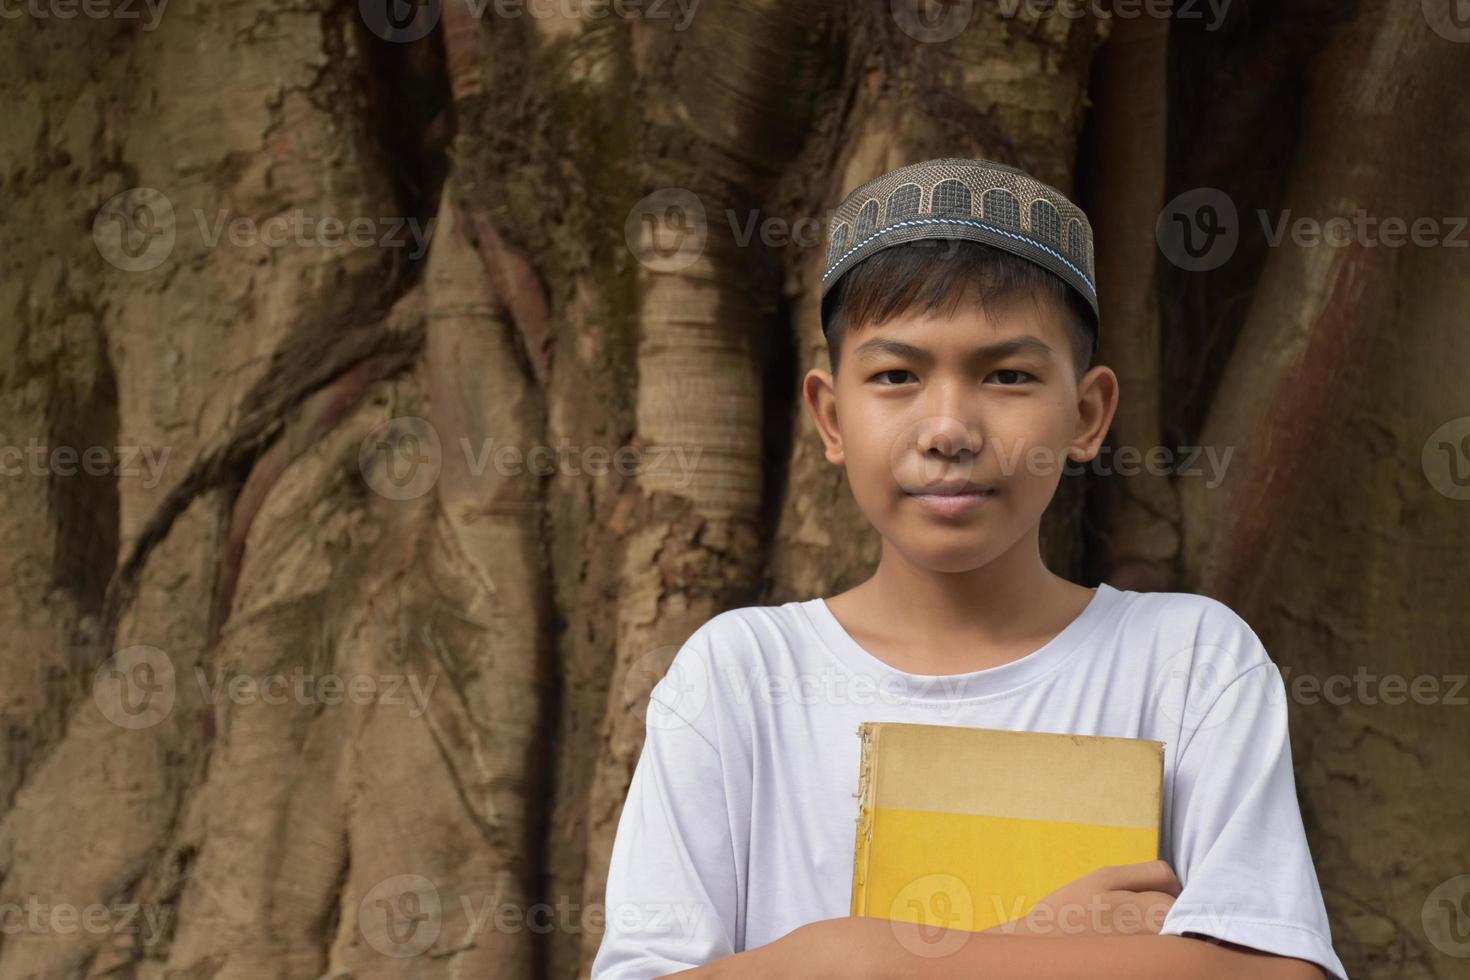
xmin=851 ymin=335 xmax=1056 ymax=363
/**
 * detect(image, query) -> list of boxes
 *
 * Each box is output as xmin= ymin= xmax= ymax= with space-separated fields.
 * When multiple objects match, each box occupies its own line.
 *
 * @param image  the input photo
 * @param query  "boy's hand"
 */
xmin=997 ymin=859 xmax=1181 ymax=938
xmin=661 ymin=917 xmax=876 ymax=980
xmin=666 ymin=861 xmax=1181 ymax=977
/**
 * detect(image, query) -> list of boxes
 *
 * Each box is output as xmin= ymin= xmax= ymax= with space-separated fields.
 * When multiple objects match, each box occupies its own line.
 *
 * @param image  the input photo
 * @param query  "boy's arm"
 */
xmin=671 ymin=610 xmax=1349 ymax=980
xmin=1153 ymin=631 xmax=1346 ymax=978
xmin=591 ymin=629 xmax=745 ymax=980
xmin=667 ymin=859 xmax=1325 ymax=980
xmin=677 ymin=916 xmax=1327 ymax=980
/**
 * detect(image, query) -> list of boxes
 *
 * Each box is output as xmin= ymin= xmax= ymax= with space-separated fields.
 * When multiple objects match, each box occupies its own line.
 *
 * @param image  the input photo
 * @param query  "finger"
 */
xmin=1100 ymin=891 xmax=1175 ymax=911
xmin=1095 ymin=859 xmax=1182 ymax=896
xmin=1136 ymin=890 xmax=1177 ymax=911
xmin=1136 ymin=891 xmax=1177 ymax=932
xmin=1092 ymin=891 xmax=1172 ymax=935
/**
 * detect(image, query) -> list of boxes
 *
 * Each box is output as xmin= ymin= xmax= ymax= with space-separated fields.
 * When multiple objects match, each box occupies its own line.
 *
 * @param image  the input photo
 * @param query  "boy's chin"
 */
xmin=888 ymin=534 xmax=1004 ymax=575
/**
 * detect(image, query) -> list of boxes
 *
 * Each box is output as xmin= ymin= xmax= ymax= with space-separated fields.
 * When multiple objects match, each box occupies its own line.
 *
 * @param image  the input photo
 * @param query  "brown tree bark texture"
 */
xmin=0 ymin=1 xmax=1464 ymax=979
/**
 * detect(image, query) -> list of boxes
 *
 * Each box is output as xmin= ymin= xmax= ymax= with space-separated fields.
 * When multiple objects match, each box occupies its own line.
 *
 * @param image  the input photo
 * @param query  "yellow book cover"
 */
xmin=851 ymin=722 xmax=1164 ymax=933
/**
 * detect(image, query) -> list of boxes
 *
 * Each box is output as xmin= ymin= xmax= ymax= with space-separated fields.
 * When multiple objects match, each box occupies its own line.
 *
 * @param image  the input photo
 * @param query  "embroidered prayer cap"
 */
xmin=820 ymin=157 xmax=1099 ymax=336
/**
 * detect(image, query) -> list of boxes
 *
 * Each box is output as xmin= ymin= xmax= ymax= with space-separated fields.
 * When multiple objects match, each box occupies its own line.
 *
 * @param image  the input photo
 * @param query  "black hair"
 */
xmin=820 ymin=239 xmax=1097 ymax=381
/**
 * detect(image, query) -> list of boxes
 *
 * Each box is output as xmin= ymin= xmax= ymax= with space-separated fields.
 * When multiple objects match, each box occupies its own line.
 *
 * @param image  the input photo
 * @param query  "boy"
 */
xmin=590 ymin=158 xmax=1347 ymax=980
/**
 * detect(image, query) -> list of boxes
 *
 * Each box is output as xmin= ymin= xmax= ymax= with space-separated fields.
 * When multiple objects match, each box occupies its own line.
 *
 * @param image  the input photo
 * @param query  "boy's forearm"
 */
xmin=676 ymin=916 xmax=1327 ymax=980
xmin=661 ymin=915 xmax=1329 ymax=980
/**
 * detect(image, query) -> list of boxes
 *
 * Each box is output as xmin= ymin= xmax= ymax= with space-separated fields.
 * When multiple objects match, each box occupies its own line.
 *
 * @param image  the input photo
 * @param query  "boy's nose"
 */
xmin=889 ymin=413 xmax=984 ymax=494
xmin=913 ymin=413 xmax=981 ymax=460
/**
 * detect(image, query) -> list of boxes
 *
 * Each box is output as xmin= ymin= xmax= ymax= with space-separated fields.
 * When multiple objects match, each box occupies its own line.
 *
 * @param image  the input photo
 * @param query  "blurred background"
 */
xmin=2 ymin=0 xmax=1468 ymax=977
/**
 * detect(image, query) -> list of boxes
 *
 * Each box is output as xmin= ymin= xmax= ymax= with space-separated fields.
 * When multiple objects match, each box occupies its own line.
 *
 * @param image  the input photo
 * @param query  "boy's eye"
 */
xmin=990 ymin=369 xmax=1035 ymax=386
xmin=871 ymin=369 xmax=915 ymax=386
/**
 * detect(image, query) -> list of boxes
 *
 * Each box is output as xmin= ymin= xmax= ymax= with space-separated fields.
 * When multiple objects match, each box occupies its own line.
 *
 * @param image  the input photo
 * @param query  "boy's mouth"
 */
xmin=903 ymin=483 xmax=996 ymax=518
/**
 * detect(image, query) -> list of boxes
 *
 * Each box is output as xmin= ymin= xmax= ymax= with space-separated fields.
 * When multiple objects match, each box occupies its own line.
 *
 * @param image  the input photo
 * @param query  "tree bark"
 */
xmin=1178 ymin=4 xmax=1470 ymax=976
xmin=0 ymin=2 xmax=1461 ymax=978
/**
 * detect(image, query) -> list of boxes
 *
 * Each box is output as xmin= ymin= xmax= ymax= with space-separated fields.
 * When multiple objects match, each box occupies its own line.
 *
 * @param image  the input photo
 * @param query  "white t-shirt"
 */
xmin=590 ymin=583 xmax=1348 ymax=980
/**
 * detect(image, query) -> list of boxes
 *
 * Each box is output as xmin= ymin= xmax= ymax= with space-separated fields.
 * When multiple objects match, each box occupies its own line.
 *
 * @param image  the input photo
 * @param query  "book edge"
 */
xmin=850 ymin=721 xmax=877 ymax=916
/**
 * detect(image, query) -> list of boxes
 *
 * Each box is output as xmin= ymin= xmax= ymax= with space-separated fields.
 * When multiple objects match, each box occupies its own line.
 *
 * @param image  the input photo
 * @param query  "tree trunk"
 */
xmin=1174 ymin=4 xmax=1470 ymax=976
xmin=0 ymin=1 xmax=1461 ymax=978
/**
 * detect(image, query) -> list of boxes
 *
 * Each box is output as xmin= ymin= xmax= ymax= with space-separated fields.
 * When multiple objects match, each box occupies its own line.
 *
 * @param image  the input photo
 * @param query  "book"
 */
xmin=851 ymin=722 xmax=1164 ymax=933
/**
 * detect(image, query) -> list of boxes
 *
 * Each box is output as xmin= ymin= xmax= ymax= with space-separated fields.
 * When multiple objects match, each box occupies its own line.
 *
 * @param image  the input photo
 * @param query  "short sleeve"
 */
xmin=1160 ymin=654 xmax=1349 ymax=980
xmin=590 ymin=638 xmax=742 ymax=979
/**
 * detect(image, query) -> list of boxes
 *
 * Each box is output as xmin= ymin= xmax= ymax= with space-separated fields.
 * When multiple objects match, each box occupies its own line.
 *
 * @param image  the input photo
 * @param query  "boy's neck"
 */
xmin=827 ymin=526 xmax=1095 ymax=674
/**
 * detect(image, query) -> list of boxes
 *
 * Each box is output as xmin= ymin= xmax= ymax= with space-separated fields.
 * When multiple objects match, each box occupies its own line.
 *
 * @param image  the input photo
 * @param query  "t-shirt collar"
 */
xmin=799 ymin=583 xmax=1119 ymax=702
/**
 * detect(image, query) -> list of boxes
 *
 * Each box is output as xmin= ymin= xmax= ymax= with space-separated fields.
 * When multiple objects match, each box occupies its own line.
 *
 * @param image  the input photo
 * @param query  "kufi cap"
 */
xmin=820 ymin=158 xmax=1098 ymax=335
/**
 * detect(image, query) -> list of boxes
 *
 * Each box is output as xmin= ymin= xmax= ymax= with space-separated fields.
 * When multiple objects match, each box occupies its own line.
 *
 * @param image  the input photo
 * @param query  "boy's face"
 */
xmin=803 ymin=293 xmax=1118 ymax=574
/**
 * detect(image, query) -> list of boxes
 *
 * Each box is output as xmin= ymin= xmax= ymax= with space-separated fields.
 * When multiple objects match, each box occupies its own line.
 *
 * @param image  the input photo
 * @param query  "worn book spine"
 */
xmin=850 ymin=721 xmax=876 ymax=916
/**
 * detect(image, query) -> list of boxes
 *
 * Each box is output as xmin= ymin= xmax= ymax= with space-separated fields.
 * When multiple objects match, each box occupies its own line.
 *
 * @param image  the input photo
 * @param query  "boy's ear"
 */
xmin=1067 ymin=364 xmax=1120 ymax=463
xmin=802 ymin=367 xmax=846 ymax=466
